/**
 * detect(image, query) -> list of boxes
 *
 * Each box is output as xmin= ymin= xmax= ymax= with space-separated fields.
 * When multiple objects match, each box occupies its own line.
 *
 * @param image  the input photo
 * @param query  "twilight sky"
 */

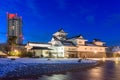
xmin=0 ymin=0 xmax=120 ymax=46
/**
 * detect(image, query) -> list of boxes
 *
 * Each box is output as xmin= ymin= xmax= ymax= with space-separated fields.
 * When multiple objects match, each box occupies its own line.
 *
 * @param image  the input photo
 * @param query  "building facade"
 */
xmin=7 ymin=13 xmax=23 ymax=45
xmin=26 ymin=29 xmax=107 ymax=58
xmin=49 ymin=29 xmax=107 ymax=58
xmin=25 ymin=42 xmax=52 ymax=57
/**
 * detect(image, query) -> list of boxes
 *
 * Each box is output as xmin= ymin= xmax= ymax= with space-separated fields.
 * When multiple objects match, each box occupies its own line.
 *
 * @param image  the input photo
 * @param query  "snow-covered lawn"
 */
xmin=0 ymin=58 xmax=98 ymax=79
xmin=0 ymin=58 xmax=97 ymax=64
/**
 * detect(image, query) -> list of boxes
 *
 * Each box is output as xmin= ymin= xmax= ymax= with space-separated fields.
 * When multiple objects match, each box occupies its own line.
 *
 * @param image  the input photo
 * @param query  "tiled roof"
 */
xmin=53 ymin=36 xmax=60 ymax=41
xmin=58 ymin=28 xmax=63 ymax=32
xmin=85 ymin=42 xmax=107 ymax=47
xmin=85 ymin=42 xmax=95 ymax=46
xmin=67 ymin=34 xmax=84 ymax=39
xmin=57 ymin=28 xmax=67 ymax=33
xmin=61 ymin=41 xmax=76 ymax=46
xmin=93 ymin=39 xmax=102 ymax=42
xmin=31 ymin=47 xmax=52 ymax=50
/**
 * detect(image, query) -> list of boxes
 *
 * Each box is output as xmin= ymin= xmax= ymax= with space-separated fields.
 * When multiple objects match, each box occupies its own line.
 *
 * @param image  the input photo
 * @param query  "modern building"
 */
xmin=7 ymin=13 xmax=23 ymax=45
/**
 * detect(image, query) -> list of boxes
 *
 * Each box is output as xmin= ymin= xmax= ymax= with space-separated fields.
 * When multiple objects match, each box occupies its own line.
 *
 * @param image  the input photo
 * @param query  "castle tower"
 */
xmin=53 ymin=28 xmax=68 ymax=40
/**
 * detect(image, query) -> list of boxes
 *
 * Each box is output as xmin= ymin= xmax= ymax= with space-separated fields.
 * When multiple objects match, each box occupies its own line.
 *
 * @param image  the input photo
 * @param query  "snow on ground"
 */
xmin=0 ymin=58 xmax=97 ymax=64
xmin=0 ymin=58 xmax=98 ymax=78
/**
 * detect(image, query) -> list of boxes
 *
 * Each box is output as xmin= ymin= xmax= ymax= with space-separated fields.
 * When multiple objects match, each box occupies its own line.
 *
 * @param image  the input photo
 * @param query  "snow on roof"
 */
xmin=28 ymin=42 xmax=50 ymax=45
xmin=31 ymin=47 xmax=52 ymax=50
xmin=61 ymin=41 xmax=76 ymax=46
xmin=67 ymin=34 xmax=84 ymax=40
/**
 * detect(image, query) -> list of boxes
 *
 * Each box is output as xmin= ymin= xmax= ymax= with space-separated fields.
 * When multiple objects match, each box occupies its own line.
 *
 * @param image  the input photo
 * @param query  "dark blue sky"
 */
xmin=0 ymin=0 xmax=120 ymax=46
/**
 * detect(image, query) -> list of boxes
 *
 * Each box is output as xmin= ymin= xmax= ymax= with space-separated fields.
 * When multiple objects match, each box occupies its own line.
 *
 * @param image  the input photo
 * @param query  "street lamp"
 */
xmin=14 ymin=49 xmax=19 ymax=56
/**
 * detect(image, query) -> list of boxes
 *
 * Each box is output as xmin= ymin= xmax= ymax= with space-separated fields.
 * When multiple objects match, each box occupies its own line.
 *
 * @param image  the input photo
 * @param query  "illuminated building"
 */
xmin=26 ymin=29 xmax=107 ymax=58
xmin=7 ymin=13 xmax=23 ymax=45
xmin=49 ymin=29 xmax=107 ymax=58
xmin=25 ymin=42 xmax=52 ymax=57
